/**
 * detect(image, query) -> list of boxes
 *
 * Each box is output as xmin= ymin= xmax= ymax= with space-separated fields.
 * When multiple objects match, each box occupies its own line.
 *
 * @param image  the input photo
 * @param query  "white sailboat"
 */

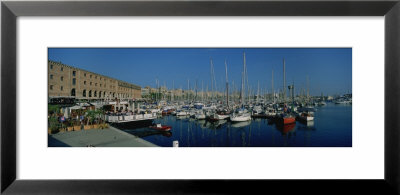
xmin=230 ymin=52 xmax=251 ymax=122
xmin=194 ymin=110 xmax=206 ymax=120
xmin=230 ymin=108 xmax=251 ymax=122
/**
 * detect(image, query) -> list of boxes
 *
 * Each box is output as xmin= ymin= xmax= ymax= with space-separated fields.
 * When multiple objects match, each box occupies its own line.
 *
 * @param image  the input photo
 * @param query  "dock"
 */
xmin=48 ymin=126 xmax=158 ymax=147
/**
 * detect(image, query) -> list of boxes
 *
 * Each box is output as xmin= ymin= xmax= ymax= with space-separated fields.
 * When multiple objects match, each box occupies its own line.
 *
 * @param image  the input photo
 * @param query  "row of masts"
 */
xmin=152 ymin=53 xmax=314 ymax=105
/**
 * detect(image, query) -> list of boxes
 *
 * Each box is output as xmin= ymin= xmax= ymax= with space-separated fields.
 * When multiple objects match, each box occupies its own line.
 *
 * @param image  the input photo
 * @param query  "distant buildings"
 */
xmin=48 ymin=60 xmax=141 ymax=101
xmin=141 ymin=87 xmax=150 ymax=97
xmin=140 ymin=85 xmax=225 ymax=101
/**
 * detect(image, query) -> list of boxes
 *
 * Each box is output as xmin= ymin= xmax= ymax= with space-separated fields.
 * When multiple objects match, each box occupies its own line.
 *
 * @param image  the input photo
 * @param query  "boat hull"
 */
xmin=149 ymin=125 xmax=172 ymax=131
xmin=110 ymin=119 xmax=154 ymax=130
xmin=277 ymin=116 xmax=296 ymax=125
xmin=230 ymin=116 xmax=252 ymax=122
xmin=298 ymin=116 xmax=314 ymax=121
xmin=251 ymin=114 xmax=267 ymax=118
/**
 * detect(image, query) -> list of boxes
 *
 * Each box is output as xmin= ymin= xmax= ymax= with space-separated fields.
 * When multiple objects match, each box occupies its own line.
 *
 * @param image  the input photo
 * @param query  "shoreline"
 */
xmin=48 ymin=125 xmax=158 ymax=147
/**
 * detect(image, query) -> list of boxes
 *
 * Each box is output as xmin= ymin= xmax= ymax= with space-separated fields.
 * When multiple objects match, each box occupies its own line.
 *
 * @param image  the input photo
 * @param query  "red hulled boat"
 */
xmin=277 ymin=113 xmax=296 ymax=125
xmin=149 ymin=124 xmax=172 ymax=131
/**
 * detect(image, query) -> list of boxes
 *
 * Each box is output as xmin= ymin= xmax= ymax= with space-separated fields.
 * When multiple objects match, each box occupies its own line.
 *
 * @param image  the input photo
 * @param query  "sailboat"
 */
xmin=209 ymin=59 xmax=232 ymax=121
xmin=230 ymin=52 xmax=251 ymax=122
xmin=194 ymin=110 xmax=206 ymax=120
xmin=276 ymin=58 xmax=296 ymax=125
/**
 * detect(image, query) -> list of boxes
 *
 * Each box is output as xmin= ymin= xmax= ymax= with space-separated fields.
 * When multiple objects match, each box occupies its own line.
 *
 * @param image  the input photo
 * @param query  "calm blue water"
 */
xmin=122 ymin=103 xmax=352 ymax=147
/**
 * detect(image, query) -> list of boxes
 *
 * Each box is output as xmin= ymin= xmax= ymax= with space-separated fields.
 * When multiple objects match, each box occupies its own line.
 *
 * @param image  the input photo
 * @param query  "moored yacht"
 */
xmin=297 ymin=111 xmax=314 ymax=121
xmin=230 ymin=108 xmax=252 ymax=122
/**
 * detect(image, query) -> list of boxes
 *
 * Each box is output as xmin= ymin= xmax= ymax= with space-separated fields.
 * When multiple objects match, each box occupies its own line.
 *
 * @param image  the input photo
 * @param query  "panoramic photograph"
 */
xmin=48 ymin=48 xmax=352 ymax=147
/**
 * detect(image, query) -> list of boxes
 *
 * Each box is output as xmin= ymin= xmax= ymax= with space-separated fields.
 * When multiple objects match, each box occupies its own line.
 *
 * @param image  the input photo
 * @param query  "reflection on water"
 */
xmin=122 ymin=103 xmax=352 ymax=147
xmin=231 ymin=121 xmax=251 ymax=128
xmin=276 ymin=123 xmax=296 ymax=135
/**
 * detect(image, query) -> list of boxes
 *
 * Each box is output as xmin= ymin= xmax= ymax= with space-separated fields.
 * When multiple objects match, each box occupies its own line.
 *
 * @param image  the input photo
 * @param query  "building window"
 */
xmin=90 ymin=82 xmax=92 ymax=86
xmin=83 ymin=90 xmax=86 ymax=97
xmin=61 ymin=67 xmax=63 ymax=71
xmin=84 ymin=73 xmax=86 ymax=77
xmin=50 ymin=85 xmax=53 ymax=90
xmin=60 ymin=86 xmax=63 ymax=91
xmin=84 ymin=81 xmax=86 ymax=85
xmin=72 ymin=78 xmax=76 ymax=85
xmin=89 ymin=90 xmax=92 ymax=97
xmin=71 ymin=88 xmax=76 ymax=96
xmin=99 ymin=91 xmax=102 ymax=98
xmin=94 ymin=91 xmax=97 ymax=97
xmin=50 ymin=65 xmax=53 ymax=69
xmin=90 ymin=75 xmax=92 ymax=78
xmin=60 ymin=76 xmax=63 ymax=81
xmin=72 ymin=71 xmax=76 ymax=76
xmin=50 ymin=75 xmax=53 ymax=79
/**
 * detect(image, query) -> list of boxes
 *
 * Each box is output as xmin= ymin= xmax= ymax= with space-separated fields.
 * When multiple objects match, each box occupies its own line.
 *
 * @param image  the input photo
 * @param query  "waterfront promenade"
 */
xmin=48 ymin=126 xmax=158 ymax=147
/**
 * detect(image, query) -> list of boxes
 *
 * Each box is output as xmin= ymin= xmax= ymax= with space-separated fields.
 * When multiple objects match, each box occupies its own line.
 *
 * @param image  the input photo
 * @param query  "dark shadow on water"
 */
xmin=48 ymin=135 xmax=71 ymax=147
xmin=124 ymin=129 xmax=172 ymax=138
xmin=207 ymin=120 xmax=228 ymax=130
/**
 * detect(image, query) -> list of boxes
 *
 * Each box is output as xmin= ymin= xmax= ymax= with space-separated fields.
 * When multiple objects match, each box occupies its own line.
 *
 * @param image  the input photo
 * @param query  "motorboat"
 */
xmin=297 ymin=111 xmax=314 ymax=121
xmin=149 ymin=123 xmax=172 ymax=131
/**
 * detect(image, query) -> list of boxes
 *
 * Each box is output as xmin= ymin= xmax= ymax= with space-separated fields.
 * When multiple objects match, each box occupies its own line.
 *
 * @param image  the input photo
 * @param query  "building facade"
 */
xmin=48 ymin=60 xmax=141 ymax=100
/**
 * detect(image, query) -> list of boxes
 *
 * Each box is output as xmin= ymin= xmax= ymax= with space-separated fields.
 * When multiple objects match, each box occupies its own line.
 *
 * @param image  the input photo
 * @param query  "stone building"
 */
xmin=48 ymin=60 xmax=141 ymax=100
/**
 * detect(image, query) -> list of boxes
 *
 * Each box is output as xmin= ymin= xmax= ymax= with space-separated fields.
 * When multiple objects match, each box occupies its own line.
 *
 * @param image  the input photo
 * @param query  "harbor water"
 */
xmin=122 ymin=103 xmax=351 ymax=147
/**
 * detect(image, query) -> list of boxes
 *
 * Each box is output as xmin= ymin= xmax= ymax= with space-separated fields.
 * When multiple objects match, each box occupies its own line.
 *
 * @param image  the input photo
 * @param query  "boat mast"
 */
xmin=201 ymin=80 xmax=204 ymax=102
xmin=206 ymin=83 xmax=209 ymax=102
xmin=156 ymin=78 xmax=160 ymax=102
xmin=283 ymin=58 xmax=286 ymax=103
xmin=187 ymin=79 xmax=190 ymax=102
xmin=307 ymin=75 xmax=310 ymax=102
xmin=232 ymin=80 xmax=235 ymax=104
xmin=225 ymin=59 xmax=229 ymax=109
xmin=172 ymin=80 xmax=174 ymax=102
xmin=245 ymin=56 xmax=250 ymax=104
xmin=210 ymin=58 xmax=214 ymax=101
xmin=195 ymin=79 xmax=198 ymax=101
xmin=272 ymin=69 xmax=275 ymax=103
xmin=210 ymin=58 xmax=217 ymax=102
xmin=164 ymin=81 xmax=166 ymax=101
xmin=257 ymin=81 xmax=260 ymax=104
xmin=241 ymin=52 xmax=246 ymax=107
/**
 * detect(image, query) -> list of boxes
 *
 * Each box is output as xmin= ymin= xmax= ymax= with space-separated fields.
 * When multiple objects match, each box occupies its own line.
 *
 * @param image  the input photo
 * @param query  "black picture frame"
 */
xmin=2 ymin=0 xmax=400 ymax=194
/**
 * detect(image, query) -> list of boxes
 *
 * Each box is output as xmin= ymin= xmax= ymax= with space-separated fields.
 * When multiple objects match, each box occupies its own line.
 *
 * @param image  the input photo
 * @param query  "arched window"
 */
xmin=113 ymin=93 xmax=115 ymax=98
xmin=89 ymin=90 xmax=92 ymax=97
xmin=83 ymin=90 xmax=86 ymax=97
xmin=104 ymin=91 xmax=106 ymax=97
xmin=71 ymin=88 xmax=76 ymax=96
xmin=94 ymin=91 xmax=97 ymax=97
xmin=99 ymin=91 xmax=102 ymax=98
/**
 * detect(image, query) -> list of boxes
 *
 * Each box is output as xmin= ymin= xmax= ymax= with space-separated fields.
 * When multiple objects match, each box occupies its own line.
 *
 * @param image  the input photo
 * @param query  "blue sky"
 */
xmin=48 ymin=48 xmax=352 ymax=96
